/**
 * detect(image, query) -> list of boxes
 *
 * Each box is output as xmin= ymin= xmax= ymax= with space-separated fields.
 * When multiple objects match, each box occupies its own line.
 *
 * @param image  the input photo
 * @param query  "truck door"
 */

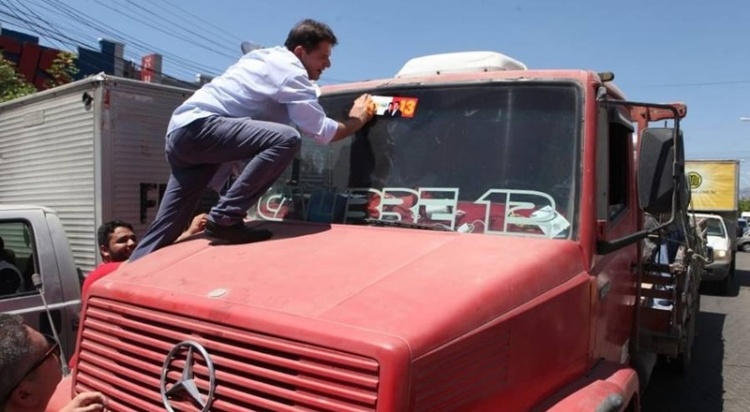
xmin=0 ymin=208 xmax=80 ymax=360
xmin=590 ymin=104 xmax=638 ymax=364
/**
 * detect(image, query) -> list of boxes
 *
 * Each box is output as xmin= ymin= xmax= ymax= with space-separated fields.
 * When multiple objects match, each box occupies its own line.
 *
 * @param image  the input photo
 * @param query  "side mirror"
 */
xmin=638 ymin=128 xmax=685 ymax=215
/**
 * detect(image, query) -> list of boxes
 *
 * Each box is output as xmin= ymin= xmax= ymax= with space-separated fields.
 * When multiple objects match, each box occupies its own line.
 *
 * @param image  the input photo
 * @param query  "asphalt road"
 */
xmin=641 ymin=252 xmax=750 ymax=411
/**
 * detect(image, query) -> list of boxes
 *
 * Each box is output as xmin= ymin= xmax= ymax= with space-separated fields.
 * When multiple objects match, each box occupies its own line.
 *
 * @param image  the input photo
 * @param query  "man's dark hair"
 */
xmin=97 ymin=220 xmax=134 ymax=248
xmin=284 ymin=19 xmax=338 ymax=52
xmin=0 ymin=313 xmax=32 ymax=406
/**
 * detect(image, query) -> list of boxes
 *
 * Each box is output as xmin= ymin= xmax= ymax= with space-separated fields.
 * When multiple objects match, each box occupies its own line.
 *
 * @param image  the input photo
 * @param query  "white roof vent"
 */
xmin=396 ymin=51 xmax=527 ymax=78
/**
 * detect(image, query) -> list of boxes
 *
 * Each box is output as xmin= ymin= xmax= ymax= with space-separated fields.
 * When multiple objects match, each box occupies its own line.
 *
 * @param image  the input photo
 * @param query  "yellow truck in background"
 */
xmin=685 ymin=159 xmax=740 ymax=294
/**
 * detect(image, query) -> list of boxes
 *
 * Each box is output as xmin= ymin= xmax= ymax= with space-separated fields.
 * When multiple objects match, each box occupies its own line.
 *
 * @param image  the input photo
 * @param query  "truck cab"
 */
xmin=57 ymin=52 xmax=700 ymax=411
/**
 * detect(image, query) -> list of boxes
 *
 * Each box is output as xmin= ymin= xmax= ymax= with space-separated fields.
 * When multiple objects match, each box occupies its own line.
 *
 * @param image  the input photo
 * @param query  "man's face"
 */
xmin=393 ymin=102 xmax=400 ymax=111
xmin=294 ymin=42 xmax=332 ymax=81
xmin=101 ymin=226 xmax=137 ymax=262
xmin=6 ymin=326 xmax=62 ymax=409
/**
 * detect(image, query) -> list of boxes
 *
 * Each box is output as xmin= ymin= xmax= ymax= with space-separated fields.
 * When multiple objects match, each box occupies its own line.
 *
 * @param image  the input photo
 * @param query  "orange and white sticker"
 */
xmin=372 ymin=95 xmax=419 ymax=118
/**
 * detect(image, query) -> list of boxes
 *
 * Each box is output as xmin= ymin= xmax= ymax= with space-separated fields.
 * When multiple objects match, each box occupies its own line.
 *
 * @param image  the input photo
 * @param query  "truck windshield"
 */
xmin=252 ymin=83 xmax=581 ymax=239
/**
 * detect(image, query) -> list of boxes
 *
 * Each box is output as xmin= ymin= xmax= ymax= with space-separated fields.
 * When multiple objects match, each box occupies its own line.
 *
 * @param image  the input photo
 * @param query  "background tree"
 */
xmin=0 ymin=50 xmax=78 ymax=103
xmin=45 ymin=51 xmax=78 ymax=88
xmin=0 ymin=52 xmax=36 ymax=103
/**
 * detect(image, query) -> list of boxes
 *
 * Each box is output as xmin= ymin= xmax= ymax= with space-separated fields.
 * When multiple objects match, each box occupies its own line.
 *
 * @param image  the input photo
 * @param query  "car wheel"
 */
xmin=742 ymin=243 xmax=750 ymax=253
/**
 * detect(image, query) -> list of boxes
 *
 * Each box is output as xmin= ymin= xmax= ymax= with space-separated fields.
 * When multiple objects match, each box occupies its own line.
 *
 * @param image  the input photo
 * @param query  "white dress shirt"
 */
xmin=168 ymin=46 xmax=339 ymax=145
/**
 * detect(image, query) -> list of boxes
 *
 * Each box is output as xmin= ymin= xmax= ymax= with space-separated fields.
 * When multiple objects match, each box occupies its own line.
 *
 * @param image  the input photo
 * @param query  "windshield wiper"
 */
xmin=362 ymin=218 xmax=454 ymax=232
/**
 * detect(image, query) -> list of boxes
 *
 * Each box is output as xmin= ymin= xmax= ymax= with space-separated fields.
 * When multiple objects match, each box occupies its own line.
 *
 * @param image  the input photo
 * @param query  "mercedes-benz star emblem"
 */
xmin=160 ymin=341 xmax=216 ymax=412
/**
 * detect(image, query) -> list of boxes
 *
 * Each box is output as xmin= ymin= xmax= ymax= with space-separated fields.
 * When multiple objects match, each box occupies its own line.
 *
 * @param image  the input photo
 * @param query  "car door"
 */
xmin=0 ymin=207 xmax=81 ymax=360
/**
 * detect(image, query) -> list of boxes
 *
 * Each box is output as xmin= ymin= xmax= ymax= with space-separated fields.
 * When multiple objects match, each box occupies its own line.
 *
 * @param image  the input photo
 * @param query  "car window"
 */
xmin=0 ymin=221 xmax=38 ymax=299
xmin=705 ymin=219 xmax=726 ymax=237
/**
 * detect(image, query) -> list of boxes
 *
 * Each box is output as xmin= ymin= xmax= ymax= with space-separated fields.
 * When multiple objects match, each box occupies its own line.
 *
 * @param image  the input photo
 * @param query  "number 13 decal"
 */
xmin=393 ymin=97 xmax=419 ymax=118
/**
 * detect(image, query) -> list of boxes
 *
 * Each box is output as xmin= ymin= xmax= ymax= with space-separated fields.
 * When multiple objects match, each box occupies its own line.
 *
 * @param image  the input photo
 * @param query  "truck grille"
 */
xmin=75 ymin=297 xmax=380 ymax=411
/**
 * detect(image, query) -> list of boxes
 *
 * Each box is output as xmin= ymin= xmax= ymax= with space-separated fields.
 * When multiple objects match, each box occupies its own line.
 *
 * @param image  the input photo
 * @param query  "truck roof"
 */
xmin=0 ymin=73 xmax=195 ymax=112
xmin=321 ymin=69 xmax=626 ymax=100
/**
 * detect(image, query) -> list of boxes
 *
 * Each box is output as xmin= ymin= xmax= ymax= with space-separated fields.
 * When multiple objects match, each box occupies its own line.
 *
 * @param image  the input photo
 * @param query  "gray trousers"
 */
xmin=129 ymin=116 xmax=301 ymax=261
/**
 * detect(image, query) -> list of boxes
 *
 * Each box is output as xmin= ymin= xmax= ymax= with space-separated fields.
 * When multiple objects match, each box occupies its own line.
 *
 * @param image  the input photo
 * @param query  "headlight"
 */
xmin=715 ymin=249 xmax=727 ymax=259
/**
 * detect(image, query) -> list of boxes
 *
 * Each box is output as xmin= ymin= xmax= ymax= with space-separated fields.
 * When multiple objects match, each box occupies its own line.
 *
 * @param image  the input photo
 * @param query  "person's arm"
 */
xmin=175 ymin=213 xmax=208 ymax=242
xmin=277 ymin=73 xmax=373 ymax=144
xmin=330 ymin=94 xmax=375 ymax=142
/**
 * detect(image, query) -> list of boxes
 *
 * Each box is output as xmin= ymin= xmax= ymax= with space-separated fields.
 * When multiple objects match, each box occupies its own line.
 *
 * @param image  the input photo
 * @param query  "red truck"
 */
xmin=50 ymin=51 xmax=704 ymax=411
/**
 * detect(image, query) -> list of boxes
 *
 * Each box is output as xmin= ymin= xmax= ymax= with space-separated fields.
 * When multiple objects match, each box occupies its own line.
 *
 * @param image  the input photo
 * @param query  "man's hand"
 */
xmin=175 ymin=213 xmax=208 ymax=242
xmin=332 ymin=94 xmax=375 ymax=142
xmin=186 ymin=213 xmax=208 ymax=236
xmin=60 ymin=392 xmax=107 ymax=412
xmin=349 ymin=93 xmax=375 ymax=124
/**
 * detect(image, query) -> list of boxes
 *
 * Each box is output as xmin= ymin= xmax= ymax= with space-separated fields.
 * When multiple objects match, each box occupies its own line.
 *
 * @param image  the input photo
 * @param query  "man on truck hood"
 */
xmin=129 ymin=18 xmax=375 ymax=261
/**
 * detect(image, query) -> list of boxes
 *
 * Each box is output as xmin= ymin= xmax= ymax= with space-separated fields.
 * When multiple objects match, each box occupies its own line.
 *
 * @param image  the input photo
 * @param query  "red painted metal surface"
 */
xmin=63 ymin=67 xmax=677 ymax=410
xmin=75 ymin=222 xmax=591 ymax=410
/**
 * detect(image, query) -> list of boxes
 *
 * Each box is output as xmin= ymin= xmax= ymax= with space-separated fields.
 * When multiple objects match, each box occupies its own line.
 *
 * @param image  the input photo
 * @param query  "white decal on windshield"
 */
xmin=372 ymin=95 xmax=419 ymax=118
xmin=255 ymin=187 xmax=570 ymax=238
xmin=475 ymin=189 xmax=556 ymax=235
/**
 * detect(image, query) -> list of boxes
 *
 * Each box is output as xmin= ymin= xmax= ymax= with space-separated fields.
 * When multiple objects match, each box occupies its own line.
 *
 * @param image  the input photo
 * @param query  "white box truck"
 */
xmin=0 ymin=74 xmax=197 ymax=273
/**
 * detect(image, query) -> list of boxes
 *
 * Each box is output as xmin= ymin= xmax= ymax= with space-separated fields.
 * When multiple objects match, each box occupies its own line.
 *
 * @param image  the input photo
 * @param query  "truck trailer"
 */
xmin=0 ymin=74 xmax=195 ymax=273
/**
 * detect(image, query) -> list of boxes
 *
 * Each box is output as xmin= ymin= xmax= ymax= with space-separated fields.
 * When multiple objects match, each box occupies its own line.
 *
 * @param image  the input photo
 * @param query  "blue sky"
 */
xmin=3 ymin=0 xmax=750 ymax=183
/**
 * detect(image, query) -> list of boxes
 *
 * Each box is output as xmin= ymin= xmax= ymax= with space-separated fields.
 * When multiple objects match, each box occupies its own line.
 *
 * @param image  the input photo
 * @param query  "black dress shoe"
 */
xmin=205 ymin=221 xmax=272 ymax=245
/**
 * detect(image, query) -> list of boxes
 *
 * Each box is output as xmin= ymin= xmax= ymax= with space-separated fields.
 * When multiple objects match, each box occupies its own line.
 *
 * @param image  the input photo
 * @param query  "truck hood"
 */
xmin=107 ymin=221 xmax=585 ymax=357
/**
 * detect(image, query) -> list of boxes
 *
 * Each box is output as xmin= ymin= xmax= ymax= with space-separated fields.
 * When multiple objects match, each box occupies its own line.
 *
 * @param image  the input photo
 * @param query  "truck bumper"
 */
xmin=702 ymin=260 xmax=730 ymax=282
xmin=531 ymin=361 xmax=638 ymax=412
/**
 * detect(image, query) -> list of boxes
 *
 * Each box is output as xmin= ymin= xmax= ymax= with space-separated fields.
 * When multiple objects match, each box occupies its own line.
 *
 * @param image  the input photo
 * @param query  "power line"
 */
xmin=93 ymin=0 xmax=237 ymax=61
xmin=19 ymin=0 xmax=203 ymax=78
xmin=0 ymin=11 xmax=204 ymax=85
xmin=42 ymin=0 xmax=223 ymax=75
xmin=151 ymin=0 xmax=245 ymax=45
xmin=0 ymin=11 xmax=93 ymax=51
xmin=3 ymin=0 xmax=67 ymax=50
xmin=3 ymin=0 xmax=357 ymax=84
xmin=119 ymin=0 xmax=240 ymax=54
xmin=23 ymin=0 xmax=226 ymax=77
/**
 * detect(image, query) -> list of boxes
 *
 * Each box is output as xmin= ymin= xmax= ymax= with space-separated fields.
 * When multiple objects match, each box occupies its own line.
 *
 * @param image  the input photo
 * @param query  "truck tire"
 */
xmin=718 ymin=259 xmax=736 ymax=296
xmin=673 ymin=291 xmax=699 ymax=374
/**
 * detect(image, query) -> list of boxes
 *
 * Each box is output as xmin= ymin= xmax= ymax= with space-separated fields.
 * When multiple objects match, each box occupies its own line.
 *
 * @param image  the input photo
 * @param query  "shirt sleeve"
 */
xmin=275 ymin=72 xmax=339 ymax=145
